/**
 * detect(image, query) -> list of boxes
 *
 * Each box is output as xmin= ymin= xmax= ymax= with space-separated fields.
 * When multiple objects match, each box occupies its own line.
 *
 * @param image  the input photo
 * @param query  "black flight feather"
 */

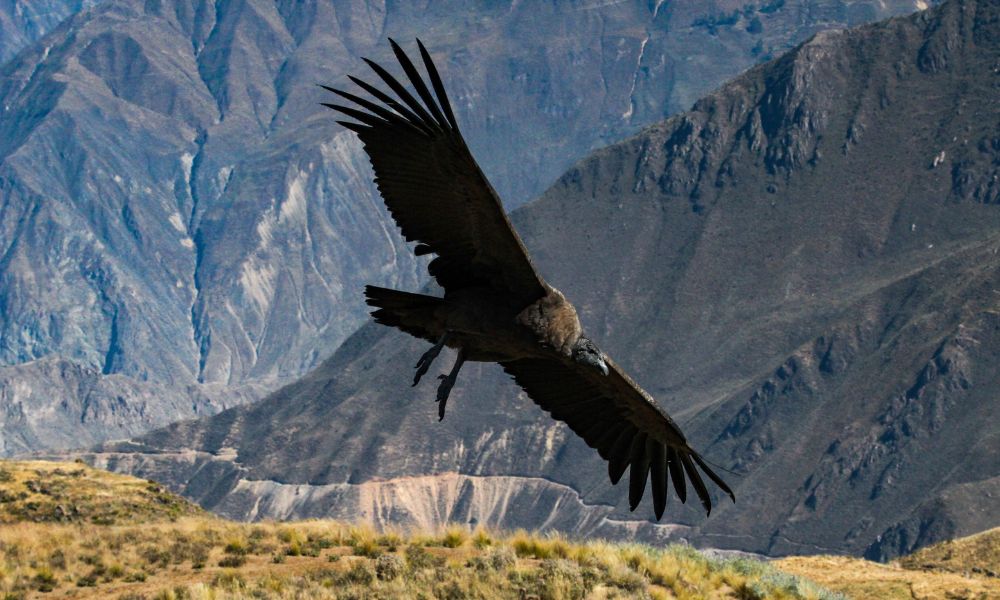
xmin=608 ymin=428 xmax=635 ymax=485
xmin=592 ymin=423 xmax=626 ymax=459
xmin=335 ymin=120 xmax=370 ymax=133
xmin=388 ymin=38 xmax=450 ymax=130
xmin=321 ymin=103 xmax=387 ymax=128
xmin=691 ymin=453 xmax=736 ymax=503
xmin=362 ymin=57 xmax=440 ymax=131
xmin=667 ymin=447 xmax=687 ymax=504
xmin=628 ymin=433 xmax=651 ymax=511
xmin=417 ymin=38 xmax=460 ymax=131
xmin=680 ymin=452 xmax=713 ymax=514
xmin=320 ymin=86 xmax=424 ymax=134
xmin=649 ymin=441 xmax=668 ymax=520
xmin=347 ymin=75 xmax=435 ymax=135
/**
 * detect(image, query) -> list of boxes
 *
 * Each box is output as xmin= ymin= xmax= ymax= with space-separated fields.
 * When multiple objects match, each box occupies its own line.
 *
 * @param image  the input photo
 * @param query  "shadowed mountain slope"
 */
xmin=0 ymin=1 xmax=100 ymax=64
xmin=81 ymin=0 xmax=1000 ymax=559
xmin=0 ymin=0 xmax=928 ymax=454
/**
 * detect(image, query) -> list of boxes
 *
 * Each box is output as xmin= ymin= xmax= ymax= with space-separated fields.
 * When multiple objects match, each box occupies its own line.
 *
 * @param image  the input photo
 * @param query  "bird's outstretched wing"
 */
xmin=500 ymin=356 xmax=735 ymax=519
xmin=321 ymin=39 xmax=547 ymax=310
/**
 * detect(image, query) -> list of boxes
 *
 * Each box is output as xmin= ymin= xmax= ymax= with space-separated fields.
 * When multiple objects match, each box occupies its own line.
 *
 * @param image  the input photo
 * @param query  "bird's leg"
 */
xmin=413 ymin=332 xmax=449 ymax=386
xmin=436 ymin=348 xmax=467 ymax=421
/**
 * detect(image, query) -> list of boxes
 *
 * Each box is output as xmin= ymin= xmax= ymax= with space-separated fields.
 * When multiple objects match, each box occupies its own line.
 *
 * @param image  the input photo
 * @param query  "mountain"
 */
xmin=77 ymin=0 xmax=1000 ymax=560
xmin=0 ymin=1 xmax=100 ymax=64
xmin=0 ymin=0 xmax=929 ymax=454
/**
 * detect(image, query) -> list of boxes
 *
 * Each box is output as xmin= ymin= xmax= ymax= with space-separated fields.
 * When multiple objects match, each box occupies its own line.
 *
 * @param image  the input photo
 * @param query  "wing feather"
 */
xmin=323 ymin=40 xmax=547 ymax=308
xmin=649 ymin=441 xmax=668 ymax=520
xmin=680 ymin=452 xmax=713 ymax=515
xmin=608 ymin=427 xmax=635 ymax=485
xmin=628 ymin=434 xmax=651 ymax=511
xmin=501 ymin=355 xmax=734 ymax=519
xmin=667 ymin=447 xmax=688 ymax=504
xmin=389 ymin=38 xmax=449 ymax=129
xmin=417 ymin=39 xmax=460 ymax=130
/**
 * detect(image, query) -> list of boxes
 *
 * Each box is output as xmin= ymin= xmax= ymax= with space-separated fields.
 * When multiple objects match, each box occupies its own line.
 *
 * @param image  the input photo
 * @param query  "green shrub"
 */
xmin=47 ymin=549 xmax=66 ymax=570
xmin=405 ymin=544 xmax=445 ymax=570
xmin=440 ymin=528 xmax=467 ymax=548
xmin=343 ymin=561 xmax=376 ymax=585
xmin=33 ymin=567 xmax=57 ymax=592
xmin=375 ymin=554 xmax=404 ymax=581
xmin=223 ymin=539 xmax=249 ymax=555
xmin=488 ymin=546 xmax=517 ymax=570
xmin=539 ymin=559 xmax=589 ymax=600
xmin=217 ymin=555 xmax=246 ymax=568
xmin=351 ymin=538 xmax=382 ymax=558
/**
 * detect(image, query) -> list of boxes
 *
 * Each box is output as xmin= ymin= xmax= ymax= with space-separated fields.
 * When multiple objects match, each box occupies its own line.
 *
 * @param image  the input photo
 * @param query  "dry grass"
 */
xmin=775 ymin=553 xmax=1000 ymax=600
xmin=0 ymin=460 xmax=843 ymax=600
xmin=1 ymin=460 xmax=989 ymax=599
xmin=898 ymin=527 xmax=999 ymax=578
xmin=0 ymin=513 xmax=846 ymax=600
xmin=0 ymin=460 xmax=199 ymax=526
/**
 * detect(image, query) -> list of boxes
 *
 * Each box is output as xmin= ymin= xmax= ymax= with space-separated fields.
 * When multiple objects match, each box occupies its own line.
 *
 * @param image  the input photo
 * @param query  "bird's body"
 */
xmin=323 ymin=39 xmax=735 ymax=520
xmin=372 ymin=284 xmax=580 ymax=359
xmin=366 ymin=284 xmax=546 ymax=362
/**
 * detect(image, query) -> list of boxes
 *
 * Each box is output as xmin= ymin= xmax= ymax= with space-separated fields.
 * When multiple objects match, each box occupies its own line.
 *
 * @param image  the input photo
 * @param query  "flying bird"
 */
xmin=321 ymin=39 xmax=735 ymax=520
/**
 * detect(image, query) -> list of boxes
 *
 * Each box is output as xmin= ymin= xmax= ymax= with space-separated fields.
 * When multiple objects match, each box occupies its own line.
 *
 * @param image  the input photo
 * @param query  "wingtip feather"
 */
xmin=680 ymin=453 xmax=713 ymax=515
xmin=388 ymin=37 xmax=449 ymax=130
xmin=334 ymin=119 xmax=369 ymax=133
xmin=691 ymin=453 xmax=737 ymax=503
xmin=416 ymin=38 xmax=460 ymax=131
xmin=649 ymin=441 xmax=667 ymax=521
xmin=627 ymin=434 xmax=650 ymax=512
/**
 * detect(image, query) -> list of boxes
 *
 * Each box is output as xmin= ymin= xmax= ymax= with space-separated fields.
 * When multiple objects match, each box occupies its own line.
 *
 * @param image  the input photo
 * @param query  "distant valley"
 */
xmin=74 ymin=0 xmax=1000 ymax=561
xmin=0 ymin=0 xmax=931 ymax=453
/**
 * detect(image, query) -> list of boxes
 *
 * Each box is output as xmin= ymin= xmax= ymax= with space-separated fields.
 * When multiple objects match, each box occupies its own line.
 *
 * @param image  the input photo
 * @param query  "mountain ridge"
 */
xmin=73 ymin=0 xmax=1000 ymax=560
xmin=0 ymin=0 xmax=932 ymax=454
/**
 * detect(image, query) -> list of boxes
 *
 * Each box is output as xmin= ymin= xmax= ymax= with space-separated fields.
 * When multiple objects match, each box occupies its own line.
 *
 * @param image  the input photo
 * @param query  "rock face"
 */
xmin=0 ymin=1 xmax=100 ymax=64
xmin=79 ymin=0 xmax=1000 ymax=560
xmin=0 ymin=0 xmax=926 ymax=453
xmin=0 ymin=356 xmax=265 ymax=456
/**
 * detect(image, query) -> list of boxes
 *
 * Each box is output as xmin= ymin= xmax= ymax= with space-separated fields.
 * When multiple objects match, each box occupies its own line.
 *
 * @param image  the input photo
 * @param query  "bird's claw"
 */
xmin=413 ymin=333 xmax=448 ymax=386
xmin=436 ymin=374 xmax=456 ymax=420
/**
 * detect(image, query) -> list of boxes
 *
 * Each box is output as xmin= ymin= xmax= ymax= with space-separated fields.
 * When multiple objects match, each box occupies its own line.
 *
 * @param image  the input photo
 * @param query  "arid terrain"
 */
xmin=0 ymin=460 xmax=995 ymax=599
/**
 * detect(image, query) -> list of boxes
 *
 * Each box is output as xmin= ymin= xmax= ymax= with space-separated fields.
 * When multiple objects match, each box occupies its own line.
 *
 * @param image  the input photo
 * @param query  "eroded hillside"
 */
xmin=78 ymin=0 xmax=1000 ymax=560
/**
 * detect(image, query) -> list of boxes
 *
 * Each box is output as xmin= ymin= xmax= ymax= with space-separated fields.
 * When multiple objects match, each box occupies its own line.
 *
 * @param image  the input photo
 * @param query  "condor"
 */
xmin=322 ymin=39 xmax=734 ymax=520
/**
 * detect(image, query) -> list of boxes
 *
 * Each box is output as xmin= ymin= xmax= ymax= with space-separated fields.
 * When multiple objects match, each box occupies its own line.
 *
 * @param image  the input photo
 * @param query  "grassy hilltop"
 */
xmin=0 ymin=461 xmax=995 ymax=599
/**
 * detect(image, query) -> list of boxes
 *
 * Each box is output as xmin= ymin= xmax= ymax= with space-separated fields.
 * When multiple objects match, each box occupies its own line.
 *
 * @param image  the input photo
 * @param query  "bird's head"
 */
xmin=572 ymin=337 xmax=609 ymax=376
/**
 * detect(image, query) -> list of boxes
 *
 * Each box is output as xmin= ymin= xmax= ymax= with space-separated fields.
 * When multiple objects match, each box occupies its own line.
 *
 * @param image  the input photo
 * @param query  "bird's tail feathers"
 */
xmin=364 ymin=286 xmax=445 ymax=342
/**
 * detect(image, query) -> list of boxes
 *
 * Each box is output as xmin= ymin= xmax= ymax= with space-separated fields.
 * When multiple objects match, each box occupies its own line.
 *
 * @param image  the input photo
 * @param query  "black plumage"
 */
xmin=321 ymin=39 xmax=735 ymax=519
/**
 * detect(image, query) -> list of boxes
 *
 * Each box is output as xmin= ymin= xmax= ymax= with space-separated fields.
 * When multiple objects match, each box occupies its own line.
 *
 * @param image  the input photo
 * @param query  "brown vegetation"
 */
xmin=1 ymin=460 xmax=995 ymax=599
xmin=0 ymin=461 xmax=843 ymax=599
xmin=775 ymin=536 xmax=1000 ymax=600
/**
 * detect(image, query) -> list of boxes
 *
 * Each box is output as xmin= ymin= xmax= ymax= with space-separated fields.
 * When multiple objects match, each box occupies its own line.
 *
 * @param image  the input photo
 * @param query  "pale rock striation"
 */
xmin=0 ymin=0 xmax=927 ymax=453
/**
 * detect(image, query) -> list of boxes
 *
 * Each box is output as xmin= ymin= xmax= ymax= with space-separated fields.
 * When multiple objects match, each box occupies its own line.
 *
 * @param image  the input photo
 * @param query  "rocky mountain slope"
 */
xmin=0 ymin=0 xmax=928 ymax=454
xmin=0 ymin=0 xmax=99 ymax=64
xmin=80 ymin=0 xmax=1000 ymax=560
